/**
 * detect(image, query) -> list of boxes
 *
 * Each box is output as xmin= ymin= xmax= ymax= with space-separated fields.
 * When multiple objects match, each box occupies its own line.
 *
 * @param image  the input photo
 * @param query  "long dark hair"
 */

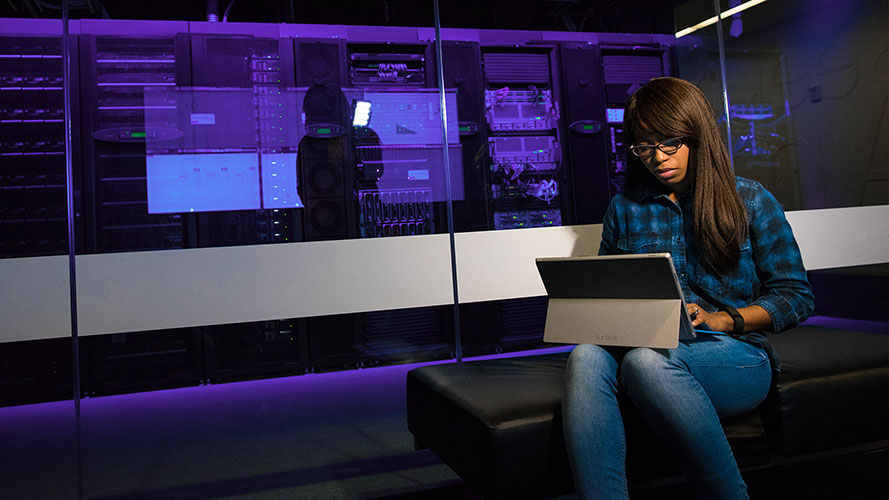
xmin=623 ymin=77 xmax=746 ymax=274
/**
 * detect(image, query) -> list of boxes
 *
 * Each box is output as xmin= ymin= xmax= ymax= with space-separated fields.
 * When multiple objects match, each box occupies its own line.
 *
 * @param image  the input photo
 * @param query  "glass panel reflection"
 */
xmin=60 ymin=18 xmax=463 ymax=399
xmin=674 ymin=0 xmax=888 ymax=210
xmin=71 ymin=13 xmax=461 ymax=499
xmin=443 ymin=33 xmax=675 ymax=355
xmin=0 ymin=22 xmax=77 ymax=500
xmin=76 ymin=35 xmax=468 ymax=247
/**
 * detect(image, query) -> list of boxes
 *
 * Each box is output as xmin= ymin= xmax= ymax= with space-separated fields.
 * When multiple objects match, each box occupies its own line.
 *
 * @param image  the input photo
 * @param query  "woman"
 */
xmin=563 ymin=77 xmax=814 ymax=500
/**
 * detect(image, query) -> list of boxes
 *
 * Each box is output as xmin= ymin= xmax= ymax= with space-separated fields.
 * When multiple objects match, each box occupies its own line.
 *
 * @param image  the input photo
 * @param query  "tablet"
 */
xmin=535 ymin=253 xmax=695 ymax=348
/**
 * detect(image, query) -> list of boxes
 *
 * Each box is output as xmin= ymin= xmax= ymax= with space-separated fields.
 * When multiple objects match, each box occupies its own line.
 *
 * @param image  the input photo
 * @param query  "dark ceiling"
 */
xmin=0 ymin=0 xmax=680 ymax=34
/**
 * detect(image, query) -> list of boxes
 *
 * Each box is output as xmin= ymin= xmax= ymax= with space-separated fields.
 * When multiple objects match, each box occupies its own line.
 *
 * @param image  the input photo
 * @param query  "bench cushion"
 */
xmin=406 ymin=353 xmax=573 ymax=499
xmin=406 ymin=353 xmax=767 ymax=498
xmin=761 ymin=325 xmax=889 ymax=455
xmin=406 ymin=325 xmax=888 ymax=499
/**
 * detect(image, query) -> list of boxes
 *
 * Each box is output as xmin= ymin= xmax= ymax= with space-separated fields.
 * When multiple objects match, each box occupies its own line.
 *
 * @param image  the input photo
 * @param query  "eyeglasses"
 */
xmin=629 ymin=137 xmax=684 ymax=158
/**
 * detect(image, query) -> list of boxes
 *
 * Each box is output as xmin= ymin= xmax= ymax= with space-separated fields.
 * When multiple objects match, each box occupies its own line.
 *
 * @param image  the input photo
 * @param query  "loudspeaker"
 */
xmin=294 ymin=39 xmax=354 ymax=240
xmin=189 ymin=35 xmax=251 ymax=88
xmin=559 ymin=43 xmax=611 ymax=224
xmin=295 ymin=40 xmax=345 ymax=128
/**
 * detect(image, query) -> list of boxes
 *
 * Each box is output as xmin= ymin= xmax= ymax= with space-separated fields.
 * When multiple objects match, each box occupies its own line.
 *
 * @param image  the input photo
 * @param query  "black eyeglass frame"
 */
xmin=629 ymin=137 xmax=685 ymax=158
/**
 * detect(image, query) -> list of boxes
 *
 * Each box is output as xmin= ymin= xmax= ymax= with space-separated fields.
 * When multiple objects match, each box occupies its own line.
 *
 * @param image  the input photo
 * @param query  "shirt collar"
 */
xmin=636 ymin=181 xmax=672 ymax=201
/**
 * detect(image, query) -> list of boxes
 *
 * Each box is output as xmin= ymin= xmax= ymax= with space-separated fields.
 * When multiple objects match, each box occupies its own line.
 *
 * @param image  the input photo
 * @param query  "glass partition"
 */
xmin=727 ymin=0 xmax=886 ymax=210
xmin=0 ymin=2 xmax=462 ymax=498
xmin=70 ymin=8 xmax=461 ymax=498
xmin=436 ymin=4 xmax=681 ymax=356
xmin=674 ymin=0 xmax=888 ymax=211
xmin=441 ymin=0 xmax=888 ymax=357
xmin=0 ymin=18 xmax=79 ymax=500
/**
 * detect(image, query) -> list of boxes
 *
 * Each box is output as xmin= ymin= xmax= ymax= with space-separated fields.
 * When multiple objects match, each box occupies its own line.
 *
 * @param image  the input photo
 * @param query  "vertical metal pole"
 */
xmin=433 ymin=0 xmax=463 ymax=362
xmin=713 ymin=0 xmax=734 ymax=168
xmin=61 ymin=1 xmax=85 ymax=498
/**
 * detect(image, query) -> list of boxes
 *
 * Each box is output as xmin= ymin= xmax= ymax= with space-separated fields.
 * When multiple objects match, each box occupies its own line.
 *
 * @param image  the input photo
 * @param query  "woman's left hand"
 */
xmin=687 ymin=303 xmax=734 ymax=333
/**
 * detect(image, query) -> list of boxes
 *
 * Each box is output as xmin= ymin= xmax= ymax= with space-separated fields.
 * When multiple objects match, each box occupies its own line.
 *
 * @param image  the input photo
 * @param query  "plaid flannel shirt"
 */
xmin=599 ymin=177 xmax=815 ymax=369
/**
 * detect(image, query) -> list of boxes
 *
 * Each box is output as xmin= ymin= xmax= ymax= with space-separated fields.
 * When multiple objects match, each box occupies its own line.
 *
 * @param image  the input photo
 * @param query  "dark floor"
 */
xmin=0 ymin=342 xmax=886 ymax=500
xmin=0 ymin=354 xmax=465 ymax=500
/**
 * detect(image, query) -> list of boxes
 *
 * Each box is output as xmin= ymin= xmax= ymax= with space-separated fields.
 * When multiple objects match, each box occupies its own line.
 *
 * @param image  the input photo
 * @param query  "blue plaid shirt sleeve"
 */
xmin=744 ymin=181 xmax=814 ymax=332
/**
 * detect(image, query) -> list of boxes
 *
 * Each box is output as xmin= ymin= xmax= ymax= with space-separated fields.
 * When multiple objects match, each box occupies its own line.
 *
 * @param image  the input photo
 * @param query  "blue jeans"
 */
xmin=563 ymin=335 xmax=772 ymax=500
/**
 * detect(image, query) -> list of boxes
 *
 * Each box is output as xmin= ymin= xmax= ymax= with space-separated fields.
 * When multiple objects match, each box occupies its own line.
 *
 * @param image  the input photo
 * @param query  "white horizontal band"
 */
xmin=0 ymin=205 xmax=886 ymax=342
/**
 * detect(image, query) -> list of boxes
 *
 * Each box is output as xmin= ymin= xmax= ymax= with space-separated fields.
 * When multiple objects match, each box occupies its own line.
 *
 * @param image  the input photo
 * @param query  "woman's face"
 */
xmin=635 ymin=135 xmax=691 ymax=196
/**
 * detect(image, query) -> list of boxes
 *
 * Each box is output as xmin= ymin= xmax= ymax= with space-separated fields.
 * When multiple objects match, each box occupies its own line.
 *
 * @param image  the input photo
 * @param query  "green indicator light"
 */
xmin=583 ymin=125 xmax=596 ymax=130
xmin=317 ymin=128 xmax=331 ymax=134
xmin=130 ymin=131 xmax=146 ymax=138
xmin=459 ymin=126 xmax=469 ymax=132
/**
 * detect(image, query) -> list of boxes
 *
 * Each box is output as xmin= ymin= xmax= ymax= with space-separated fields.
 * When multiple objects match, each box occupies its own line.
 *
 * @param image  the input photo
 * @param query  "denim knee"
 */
xmin=567 ymin=344 xmax=617 ymax=375
xmin=566 ymin=344 xmax=621 ymax=390
xmin=619 ymin=348 xmax=677 ymax=395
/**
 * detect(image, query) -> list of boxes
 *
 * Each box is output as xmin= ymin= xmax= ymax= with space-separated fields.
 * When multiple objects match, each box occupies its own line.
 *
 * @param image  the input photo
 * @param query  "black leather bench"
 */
xmin=406 ymin=324 xmax=888 ymax=499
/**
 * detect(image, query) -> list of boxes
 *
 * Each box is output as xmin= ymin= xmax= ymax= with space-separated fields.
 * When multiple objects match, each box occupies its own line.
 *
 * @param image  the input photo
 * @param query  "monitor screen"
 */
xmin=146 ymin=152 xmax=303 ymax=213
xmin=147 ymin=152 xmax=261 ymax=213
xmin=353 ymin=89 xmax=460 ymax=145
xmin=261 ymin=153 xmax=303 ymax=209
xmin=606 ymin=107 xmax=625 ymax=124
xmin=143 ymin=88 xmax=305 ymax=214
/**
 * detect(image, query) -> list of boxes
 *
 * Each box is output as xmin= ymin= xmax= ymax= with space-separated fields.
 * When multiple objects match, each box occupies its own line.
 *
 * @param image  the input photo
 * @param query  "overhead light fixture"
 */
xmin=675 ymin=0 xmax=767 ymax=38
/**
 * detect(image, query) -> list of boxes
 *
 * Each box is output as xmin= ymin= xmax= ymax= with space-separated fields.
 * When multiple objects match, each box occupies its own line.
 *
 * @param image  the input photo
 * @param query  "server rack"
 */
xmin=82 ymin=327 xmax=203 ymax=396
xmin=203 ymin=319 xmax=308 ymax=383
xmin=439 ymin=40 xmax=490 ymax=233
xmin=459 ymin=45 xmax=564 ymax=353
xmin=79 ymin=33 xmax=311 ymax=390
xmin=348 ymin=41 xmax=452 ymax=368
xmin=482 ymin=47 xmax=564 ymax=232
xmin=0 ymin=35 xmax=77 ymax=258
xmin=76 ymin=34 xmax=198 ymax=395
xmin=349 ymin=42 xmax=441 ymax=238
xmin=79 ymin=34 xmax=188 ymax=254
xmin=184 ymin=34 xmax=307 ymax=382
xmin=0 ymin=35 xmax=80 ymax=403
xmin=0 ymin=338 xmax=74 ymax=406
xmin=559 ymin=41 xmax=610 ymax=225
xmin=287 ymin=38 xmax=365 ymax=371
xmin=189 ymin=35 xmax=301 ymax=248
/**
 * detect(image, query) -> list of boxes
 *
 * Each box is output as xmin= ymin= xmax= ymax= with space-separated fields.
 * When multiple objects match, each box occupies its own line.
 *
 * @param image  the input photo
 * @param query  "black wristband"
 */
xmin=721 ymin=306 xmax=745 ymax=335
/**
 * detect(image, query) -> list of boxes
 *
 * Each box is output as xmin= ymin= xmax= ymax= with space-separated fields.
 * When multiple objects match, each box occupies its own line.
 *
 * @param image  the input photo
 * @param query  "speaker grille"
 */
xmin=307 ymin=199 xmax=345 ymax=235
xmin=363 ymin=307 xmax=444 ymax=355
xmin=602 ymin=55 xmax=663 ymax=84
xmin=297 ymin=42 xmax=340 ymax=84
xmin=483 ymin=53 xmax=550 ymax=83
xmin=500 ymin=297 xmax=548 ymax=339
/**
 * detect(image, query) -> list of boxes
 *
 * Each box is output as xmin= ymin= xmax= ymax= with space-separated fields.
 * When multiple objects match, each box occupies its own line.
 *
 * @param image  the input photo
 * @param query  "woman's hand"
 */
xmin=687 ymin=303 xmax=774 ymax=334
xmin=687 ymin=303 xmax=734 ymax=333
